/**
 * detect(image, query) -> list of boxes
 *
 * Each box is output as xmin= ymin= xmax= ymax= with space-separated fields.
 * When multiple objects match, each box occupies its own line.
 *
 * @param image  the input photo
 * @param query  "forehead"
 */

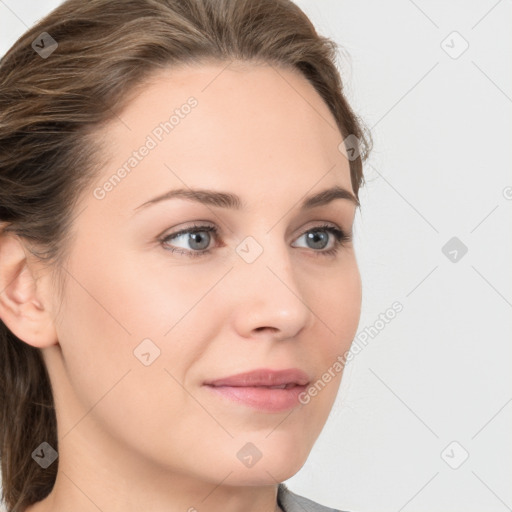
xmin=90 ymin=61 xmax=353 ymax=212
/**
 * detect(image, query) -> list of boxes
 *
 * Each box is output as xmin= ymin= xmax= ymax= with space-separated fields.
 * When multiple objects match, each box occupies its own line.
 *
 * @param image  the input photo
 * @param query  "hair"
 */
xmin=0 ymin=0 xmax=371 ymax=510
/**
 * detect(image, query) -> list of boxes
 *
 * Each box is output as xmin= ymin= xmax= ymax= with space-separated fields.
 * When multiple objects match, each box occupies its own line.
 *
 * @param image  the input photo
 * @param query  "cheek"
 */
xmin=54 ymin=256 xmax=202 ymax=461
xmin=287 ymin=258 xmax=361 ymax=422
xmin=102 ymin=246 xmax=228 ymax=340
xmin=53 ymin=267 xmax=135 ymax=411
xmin=54 ymin=242 xmax=218 ymax=414
xmin=313 ymin=257 xmax=362 ymax=355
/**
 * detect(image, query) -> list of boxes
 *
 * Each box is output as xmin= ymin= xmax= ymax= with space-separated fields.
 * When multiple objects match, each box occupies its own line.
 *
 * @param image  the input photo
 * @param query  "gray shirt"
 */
xmin=277 ymin=483 xmax=350 ymax=512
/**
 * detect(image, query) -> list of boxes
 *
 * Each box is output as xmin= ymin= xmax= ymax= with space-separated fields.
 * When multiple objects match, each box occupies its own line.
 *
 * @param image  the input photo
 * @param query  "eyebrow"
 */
xmin=134 ymin=184 xmax=359 ymax=213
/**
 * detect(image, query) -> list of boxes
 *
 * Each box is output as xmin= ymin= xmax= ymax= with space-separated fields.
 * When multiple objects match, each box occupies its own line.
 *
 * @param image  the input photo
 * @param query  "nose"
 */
xmin=230 ymin=237 xmax=313 ymax=341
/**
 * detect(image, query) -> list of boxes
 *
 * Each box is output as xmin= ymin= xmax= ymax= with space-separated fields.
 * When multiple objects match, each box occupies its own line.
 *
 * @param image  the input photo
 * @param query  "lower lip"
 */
xmin=204 ymin=384 xmax=308 ymax=412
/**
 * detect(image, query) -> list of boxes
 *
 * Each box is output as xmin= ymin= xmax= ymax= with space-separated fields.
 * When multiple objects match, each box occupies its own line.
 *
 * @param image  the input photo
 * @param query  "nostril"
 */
xmin=254 ymin=326 xmax=278 ymax=333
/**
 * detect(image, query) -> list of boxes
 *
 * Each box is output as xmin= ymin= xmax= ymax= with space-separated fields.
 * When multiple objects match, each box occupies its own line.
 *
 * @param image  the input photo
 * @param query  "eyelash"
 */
xmin=159 ymin=222 xmax=351 ymax=259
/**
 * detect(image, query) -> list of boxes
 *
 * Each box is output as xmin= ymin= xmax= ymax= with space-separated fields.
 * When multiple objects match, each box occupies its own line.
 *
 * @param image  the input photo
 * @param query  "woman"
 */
xmin=0 ymin=0 xmax=371 ymax=511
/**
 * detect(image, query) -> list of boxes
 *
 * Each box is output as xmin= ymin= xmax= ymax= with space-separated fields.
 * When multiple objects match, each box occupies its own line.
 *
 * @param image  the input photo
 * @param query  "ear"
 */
xmin=0 ymin=231 xmax=58 ymax=348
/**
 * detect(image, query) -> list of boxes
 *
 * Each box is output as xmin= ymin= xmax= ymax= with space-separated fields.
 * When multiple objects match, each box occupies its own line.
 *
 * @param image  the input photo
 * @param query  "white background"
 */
xmin=1 ymin=1 xmax=511 ymax=511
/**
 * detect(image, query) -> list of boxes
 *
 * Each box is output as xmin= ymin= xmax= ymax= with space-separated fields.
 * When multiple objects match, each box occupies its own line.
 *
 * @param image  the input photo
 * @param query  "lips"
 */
xmin=203 ymin=368 xmax=310 ymax=388
xmin=203 ymin=368 xmax=311 ymax=412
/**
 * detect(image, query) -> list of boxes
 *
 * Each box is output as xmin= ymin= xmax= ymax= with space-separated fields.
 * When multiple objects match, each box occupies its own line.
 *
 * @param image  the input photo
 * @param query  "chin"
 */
xmin=216 ymin=435 xmax=311 ymax=486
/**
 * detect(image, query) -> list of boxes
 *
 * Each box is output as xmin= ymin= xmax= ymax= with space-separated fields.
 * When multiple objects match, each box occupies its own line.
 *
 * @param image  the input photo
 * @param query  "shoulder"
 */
xmin=277 ymin=483 xmax=352 ymax=512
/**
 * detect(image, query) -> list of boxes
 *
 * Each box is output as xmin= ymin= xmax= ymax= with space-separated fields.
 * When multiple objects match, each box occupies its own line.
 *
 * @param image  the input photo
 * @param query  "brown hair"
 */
xmin=0 ymin=0 xmax=371 ymax=510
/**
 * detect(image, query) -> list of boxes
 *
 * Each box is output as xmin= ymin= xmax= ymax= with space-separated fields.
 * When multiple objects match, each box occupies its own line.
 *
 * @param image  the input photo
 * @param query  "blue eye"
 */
xmin=291 ymin=224 xmax=351 ymax=256
xmin=159 ymin=223 xmax=351 ymax=258
xmin=160 ymin=224 xmax=218 ymax=257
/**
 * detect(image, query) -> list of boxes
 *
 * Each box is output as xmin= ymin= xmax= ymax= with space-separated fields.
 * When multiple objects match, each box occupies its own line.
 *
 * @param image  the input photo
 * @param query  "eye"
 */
xmin=159 ymin=222 xmax=351 ymax=258
xmin=291 ymin=223 xmax=351 ymax=257
xmin=160 ymin=223 xmax=219 ymax=258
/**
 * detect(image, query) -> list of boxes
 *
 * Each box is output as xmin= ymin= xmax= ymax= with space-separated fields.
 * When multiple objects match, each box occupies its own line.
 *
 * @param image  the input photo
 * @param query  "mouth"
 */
xmin=202 ymin=368 xmax=310 ymax=412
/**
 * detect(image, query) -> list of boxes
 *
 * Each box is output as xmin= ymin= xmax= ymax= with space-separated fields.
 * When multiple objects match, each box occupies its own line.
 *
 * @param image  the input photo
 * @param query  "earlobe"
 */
xmin=0 ymin=232 xmax=58 ymax=348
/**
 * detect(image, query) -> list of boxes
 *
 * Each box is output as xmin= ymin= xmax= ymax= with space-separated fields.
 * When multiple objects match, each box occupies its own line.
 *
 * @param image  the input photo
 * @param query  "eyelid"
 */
xmin=159 ymin=221 xmax=217 ymax=240
xmin=294 ymin=220 xmax=350 ymax=237
xmin=159 ymin=220 xmax=349 ymax=240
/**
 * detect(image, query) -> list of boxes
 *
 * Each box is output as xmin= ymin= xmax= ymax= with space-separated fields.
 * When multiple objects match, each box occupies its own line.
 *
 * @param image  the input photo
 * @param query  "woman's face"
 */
xmin=45 ymin=61 xmax=362 ymax=488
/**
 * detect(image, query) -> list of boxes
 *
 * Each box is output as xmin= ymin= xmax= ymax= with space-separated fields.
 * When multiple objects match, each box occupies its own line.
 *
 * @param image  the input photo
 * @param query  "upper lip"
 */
xmin=204 ymin=368 xmax=310 ymax=387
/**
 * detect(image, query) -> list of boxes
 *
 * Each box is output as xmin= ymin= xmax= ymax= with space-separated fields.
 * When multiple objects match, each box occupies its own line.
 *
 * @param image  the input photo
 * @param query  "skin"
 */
xmin=0 ymin=61 xmax=362 ymax=512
